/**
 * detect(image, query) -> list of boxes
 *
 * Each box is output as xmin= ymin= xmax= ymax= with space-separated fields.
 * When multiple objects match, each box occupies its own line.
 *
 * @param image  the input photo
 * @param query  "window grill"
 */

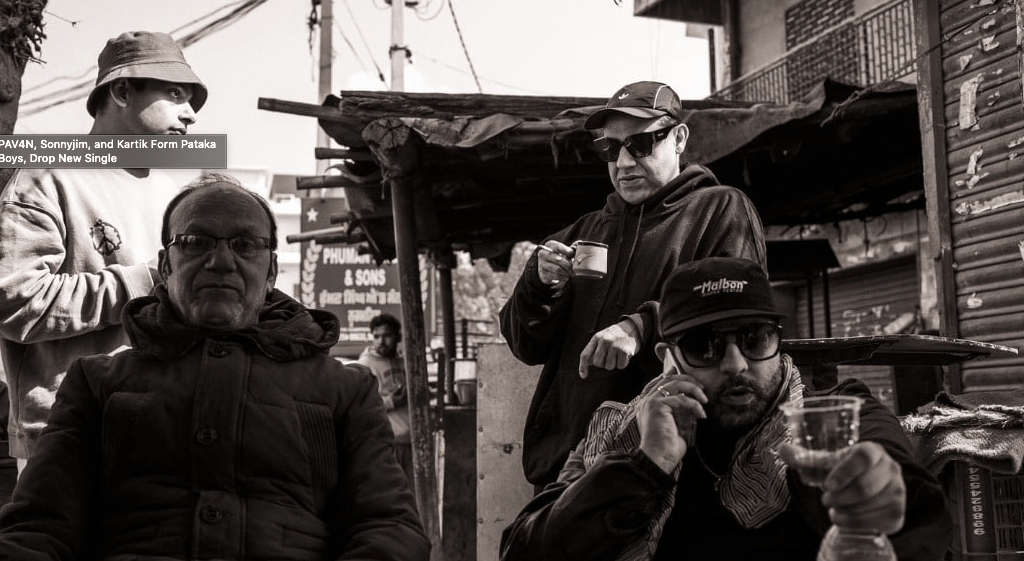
xmin=712 ymin=0 xmax=916 ymax=104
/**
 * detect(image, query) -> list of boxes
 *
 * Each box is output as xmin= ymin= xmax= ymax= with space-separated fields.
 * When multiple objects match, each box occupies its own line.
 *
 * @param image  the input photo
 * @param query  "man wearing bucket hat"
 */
xmin=500 ymin=257 xmax=951 ymax=561
xmin=500 ymin=81 xmax=767 ymax=489
xmin=0 ymin=31 xmax=207 ymax=472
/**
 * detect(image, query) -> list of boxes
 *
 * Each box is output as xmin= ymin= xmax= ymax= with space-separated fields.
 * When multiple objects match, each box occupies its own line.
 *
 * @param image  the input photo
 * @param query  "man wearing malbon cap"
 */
xmin=0 ymin=31 xmax=207 ymax=471
xmin=501 ymin=257 xmax=951 ymax=561
xmin=500 ymin=81 xmax=768 ymax=489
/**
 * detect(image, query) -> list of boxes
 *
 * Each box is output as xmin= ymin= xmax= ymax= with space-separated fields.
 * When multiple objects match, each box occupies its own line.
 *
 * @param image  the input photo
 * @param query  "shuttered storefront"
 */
xmin=919 ymin=0 xmax=1024 ymax=392
xmin=792 ymin=255 xmax=919 ymax=406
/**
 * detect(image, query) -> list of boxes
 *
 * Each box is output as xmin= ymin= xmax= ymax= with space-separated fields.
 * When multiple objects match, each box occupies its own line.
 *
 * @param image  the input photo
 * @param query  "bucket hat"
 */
xmin=86 ymin=31 xmax=207 ymax=117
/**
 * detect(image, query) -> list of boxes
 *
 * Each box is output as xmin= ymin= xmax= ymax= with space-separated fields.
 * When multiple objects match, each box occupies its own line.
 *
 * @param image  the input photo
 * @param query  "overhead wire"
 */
xmin=413 ymin=0 xmax=446 ymax=21
xmin=334 ymin=20 xmax=386 ymax=85
xmin=339 ymin=0 xmax=388 ymax=83
xmin=446 ymin=0 xmax=481 ymax=93
xmin=418 ymin=54 xmax=547 ymax=95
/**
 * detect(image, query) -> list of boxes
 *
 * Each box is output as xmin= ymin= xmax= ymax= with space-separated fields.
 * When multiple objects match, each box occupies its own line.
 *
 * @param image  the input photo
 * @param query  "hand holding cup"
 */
xmin=536 ymin=239 xmax=608 ymax=285
xmin=535 ymin=241 xmax=574 ymax=286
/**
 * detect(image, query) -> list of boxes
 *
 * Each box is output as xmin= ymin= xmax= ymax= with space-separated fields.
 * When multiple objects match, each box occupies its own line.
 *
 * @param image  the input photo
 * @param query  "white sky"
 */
xmin=15 ymin=0 xmax=710 ymax=176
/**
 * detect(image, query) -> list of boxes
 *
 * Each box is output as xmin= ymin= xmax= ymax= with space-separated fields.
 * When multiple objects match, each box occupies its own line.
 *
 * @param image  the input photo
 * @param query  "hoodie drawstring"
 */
xmin=614 ymin=203 xmax=644 ymax=307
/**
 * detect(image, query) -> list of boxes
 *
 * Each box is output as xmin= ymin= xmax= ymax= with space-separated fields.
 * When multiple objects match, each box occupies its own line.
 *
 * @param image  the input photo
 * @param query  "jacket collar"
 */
xmin=604 ymin=163 xmax=721 ymax=215
xmin=123 ymin=286 xmax=340 ymax=362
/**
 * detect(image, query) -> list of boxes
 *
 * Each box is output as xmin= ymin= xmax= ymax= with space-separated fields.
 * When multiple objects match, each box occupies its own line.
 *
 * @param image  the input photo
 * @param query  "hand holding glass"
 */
xmin=779 ymin=395 xmax=895 ymax=561
xmin=779 ymin=395 xmax=861 ymax=487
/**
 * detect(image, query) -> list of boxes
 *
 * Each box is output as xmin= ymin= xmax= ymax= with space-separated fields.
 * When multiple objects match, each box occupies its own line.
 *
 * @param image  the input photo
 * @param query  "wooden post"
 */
xmin=437 ymin=249 xmax=457 ymax=406
xmin=913 ymin=0 xmax=961 ymax=391
xmin=805 ymin=272 xmax=815 ymax=338
xmin=821 ymin=269 xmax=832 ymax=337
xmin=365 ymin=118 xmax=442 ymax=559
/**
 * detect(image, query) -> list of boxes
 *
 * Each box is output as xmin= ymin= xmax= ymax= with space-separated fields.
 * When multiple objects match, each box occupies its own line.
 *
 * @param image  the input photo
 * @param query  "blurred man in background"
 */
xmin=358 ymin=313 xmax=413 ymax=485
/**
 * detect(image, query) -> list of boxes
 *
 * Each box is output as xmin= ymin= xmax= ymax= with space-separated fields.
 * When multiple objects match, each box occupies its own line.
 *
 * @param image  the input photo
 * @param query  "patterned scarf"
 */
xmin=579 ymin=353 xmax=805 ymax=561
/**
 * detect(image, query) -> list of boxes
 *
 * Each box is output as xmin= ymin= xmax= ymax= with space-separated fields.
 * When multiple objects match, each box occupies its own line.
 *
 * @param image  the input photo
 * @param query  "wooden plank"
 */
xmin=256 ymin=97 xmax=366 ymax=147
xmin=295 ymin=175 xmax=382 ymax=190
xmin=335 ymin=90 xmax=604 ymax=121
xmin=313 ymin=147 xmax=374 ymax=161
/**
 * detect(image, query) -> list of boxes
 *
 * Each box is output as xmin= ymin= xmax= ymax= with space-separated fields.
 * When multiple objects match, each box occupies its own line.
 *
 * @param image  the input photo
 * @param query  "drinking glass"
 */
xmin=779 ymin=395 xmax=895 ymax=561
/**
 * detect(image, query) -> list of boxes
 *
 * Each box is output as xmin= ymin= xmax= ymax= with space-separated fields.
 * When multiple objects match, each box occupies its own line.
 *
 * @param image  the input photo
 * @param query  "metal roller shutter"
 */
xmin=929 ymin=0 xmax=1024 ymax=392
xmin=793 ymin=255 xmax=920 ymax=408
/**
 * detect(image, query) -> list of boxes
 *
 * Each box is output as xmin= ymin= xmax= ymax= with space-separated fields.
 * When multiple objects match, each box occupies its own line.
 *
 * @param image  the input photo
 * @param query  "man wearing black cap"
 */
xmin=500 ymin=257 xmax=951 ymax=561
xmin=500 ymin=81 xmax=767 ymax=489
xmin=0 ymin=31 xmax=207 ymax=471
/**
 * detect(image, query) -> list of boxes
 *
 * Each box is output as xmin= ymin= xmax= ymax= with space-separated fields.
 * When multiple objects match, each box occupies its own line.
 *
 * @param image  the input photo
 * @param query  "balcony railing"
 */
xmin=711 ymin=0 xmax=916 ymax=104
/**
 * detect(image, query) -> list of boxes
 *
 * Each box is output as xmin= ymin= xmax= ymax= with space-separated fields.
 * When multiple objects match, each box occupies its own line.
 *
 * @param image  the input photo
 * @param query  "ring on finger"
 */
xmin=657 ymin=385 xmax=671 ymax=398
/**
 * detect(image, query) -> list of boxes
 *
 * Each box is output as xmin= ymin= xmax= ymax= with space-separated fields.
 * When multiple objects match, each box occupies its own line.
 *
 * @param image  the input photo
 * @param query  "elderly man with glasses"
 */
xmin=501 ymin=257 xmax=951 ymax=561
xmin=0 ymin=175 xmax=430 ymax=561
xmin=501 ymin=81 xmax=768 ymax=490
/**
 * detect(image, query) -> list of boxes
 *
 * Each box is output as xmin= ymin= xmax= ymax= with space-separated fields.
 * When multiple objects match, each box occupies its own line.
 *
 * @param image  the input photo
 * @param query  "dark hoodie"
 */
xmin=0 ymin=287 xmax=430 ymax=561
xmin=500 ymin=164 xmax=767 ymax=487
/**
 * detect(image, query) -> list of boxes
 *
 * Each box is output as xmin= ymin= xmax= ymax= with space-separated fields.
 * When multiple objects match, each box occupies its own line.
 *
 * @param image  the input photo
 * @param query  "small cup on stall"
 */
xmin=572 ymin=241 xmax=608 ymax=279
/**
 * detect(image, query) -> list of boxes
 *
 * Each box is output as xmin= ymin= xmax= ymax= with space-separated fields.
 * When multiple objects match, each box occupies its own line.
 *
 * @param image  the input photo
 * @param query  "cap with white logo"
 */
xmin=659 ymin=257 xmax=782 ymax=340
xmin=584 ymin=80 xmax=683 ymax=130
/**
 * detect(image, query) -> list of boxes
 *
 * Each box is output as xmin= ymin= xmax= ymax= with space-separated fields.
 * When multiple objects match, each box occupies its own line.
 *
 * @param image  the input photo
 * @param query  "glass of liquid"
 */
xmin=779 ymin=395 xmax=896 ymax=561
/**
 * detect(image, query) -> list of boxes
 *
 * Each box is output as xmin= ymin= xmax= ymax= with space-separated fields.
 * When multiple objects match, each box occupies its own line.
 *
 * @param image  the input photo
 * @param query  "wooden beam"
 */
xmin=284 ymin=225 xmax=350 ymax=243
xmin=296 ymin=175 xmax=382 ymax=190
xmin=314 ymin=147 xmax=375 ymax=161
xmin=914 ymin=0 xmax=961 ymax=391
xmin=336 ymin=90 xmax=603 ymax=120
xmin=257 ymin=97 xmax=366 ymax=147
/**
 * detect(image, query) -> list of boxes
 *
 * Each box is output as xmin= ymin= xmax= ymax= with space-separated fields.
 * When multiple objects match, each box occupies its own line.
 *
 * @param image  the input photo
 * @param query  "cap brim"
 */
xmin=86 ymin=62 xmax=208 ymax=117
xmin=662 ymin=309 xmax=785 ymax=341
xmin=583 ymin=106 xmax=670 ymax=130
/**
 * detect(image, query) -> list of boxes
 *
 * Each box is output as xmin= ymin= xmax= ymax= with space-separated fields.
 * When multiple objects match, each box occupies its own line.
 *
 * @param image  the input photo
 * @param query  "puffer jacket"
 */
xmin=0 ymin=287 xmax=430 ymax=561
xmin=500 ymin=164 xmax=767 ymax=487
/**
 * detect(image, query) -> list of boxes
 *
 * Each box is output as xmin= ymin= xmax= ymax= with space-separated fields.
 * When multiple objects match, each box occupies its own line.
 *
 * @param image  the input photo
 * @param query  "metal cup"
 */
xmin=572 ymin=241 xmax=608 ymax=279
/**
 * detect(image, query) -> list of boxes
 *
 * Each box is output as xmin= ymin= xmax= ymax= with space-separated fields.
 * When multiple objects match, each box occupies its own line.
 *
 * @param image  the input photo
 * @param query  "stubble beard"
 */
xmin=705 ymin=363 xmax=784 ymax=435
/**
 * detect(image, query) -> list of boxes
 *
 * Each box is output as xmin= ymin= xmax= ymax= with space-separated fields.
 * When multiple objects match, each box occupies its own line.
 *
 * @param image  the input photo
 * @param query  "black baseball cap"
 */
xmin=659 ymin=258 xmax=783 ymax=341
xmin=584 ymin=81 xmax=683 ymax=130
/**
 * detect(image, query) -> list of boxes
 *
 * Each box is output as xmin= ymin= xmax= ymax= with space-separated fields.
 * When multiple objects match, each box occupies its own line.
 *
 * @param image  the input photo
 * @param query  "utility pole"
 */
xmin=389 ymin=0 xmax=406 ymax=92
xmin=316 ymin=0 xmax=333 ymax=175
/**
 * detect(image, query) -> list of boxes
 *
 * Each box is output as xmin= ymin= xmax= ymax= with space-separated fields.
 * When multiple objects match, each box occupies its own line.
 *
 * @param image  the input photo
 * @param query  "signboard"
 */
xmin=299 ymin=197 xmax=402 ymax=357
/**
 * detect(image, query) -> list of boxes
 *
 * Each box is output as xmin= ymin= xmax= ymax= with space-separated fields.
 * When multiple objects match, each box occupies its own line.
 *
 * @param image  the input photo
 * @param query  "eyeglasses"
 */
xmin=674 ymin=322 xmax=782 ymax=368
xmin=593 ymin=126 xmax=675 ymax=162
xmin=168 ymin=234 xmax=272 ymax=258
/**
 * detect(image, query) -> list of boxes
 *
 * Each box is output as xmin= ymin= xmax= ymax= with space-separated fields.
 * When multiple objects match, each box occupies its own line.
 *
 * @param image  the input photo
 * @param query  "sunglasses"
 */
xmin=674 ymin=322 xmax=782 ymax=368
xmin=593 ymin=126 xmax=675 ymax=162
xmin=168 ymin=234 xmax=272 ymax=258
